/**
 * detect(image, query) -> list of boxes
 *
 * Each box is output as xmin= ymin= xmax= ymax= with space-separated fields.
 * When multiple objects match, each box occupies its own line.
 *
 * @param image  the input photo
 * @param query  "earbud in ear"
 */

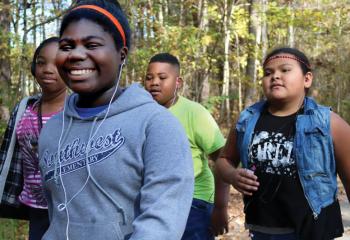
xmin=121 ymin=52 xmax=127 ymax=65
xmin=175 ymin=77 xmax=180 ymax=88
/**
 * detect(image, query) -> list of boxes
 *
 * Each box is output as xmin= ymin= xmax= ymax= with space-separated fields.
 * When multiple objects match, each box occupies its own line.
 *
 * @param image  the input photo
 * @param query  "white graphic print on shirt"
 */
xmin=42 ymin=128 xmax=125 ymax=182
xmin=248 ymin=131 xmax=297 ymax=177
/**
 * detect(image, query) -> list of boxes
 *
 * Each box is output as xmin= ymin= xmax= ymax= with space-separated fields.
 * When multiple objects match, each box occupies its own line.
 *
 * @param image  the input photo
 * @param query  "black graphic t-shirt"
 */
xmin=244 ymin=109 xmax=343 ymax=239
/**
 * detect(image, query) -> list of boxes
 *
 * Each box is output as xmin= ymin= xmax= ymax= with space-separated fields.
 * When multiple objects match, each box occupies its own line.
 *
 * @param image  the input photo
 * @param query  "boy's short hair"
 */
xmin=149 ymin=53 xmax=180 ymax=69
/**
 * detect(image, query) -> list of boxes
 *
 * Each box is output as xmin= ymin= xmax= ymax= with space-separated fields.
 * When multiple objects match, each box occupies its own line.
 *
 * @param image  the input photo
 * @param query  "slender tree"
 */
xmin=0 ymin=0 xmax=11 ymax=101
xmin=244 ymin=0 xmax=260 ymax=107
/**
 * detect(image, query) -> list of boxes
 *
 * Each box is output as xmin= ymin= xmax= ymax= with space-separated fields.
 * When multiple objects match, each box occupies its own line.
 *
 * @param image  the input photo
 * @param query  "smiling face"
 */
xmin=35 ymin=41 xmax=66 ymax=95
xmin=262 ymin=53 xmax=313 ymax=105
xmin=56 ymin=19 xmax=127 ymax=106
xmin=144 ymin=62 xmax=182 ymax=108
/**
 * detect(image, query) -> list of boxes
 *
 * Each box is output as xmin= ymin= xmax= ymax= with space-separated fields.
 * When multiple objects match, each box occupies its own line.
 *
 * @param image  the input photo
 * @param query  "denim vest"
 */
xmin=236 ymin=97 xmax=337 ymax=218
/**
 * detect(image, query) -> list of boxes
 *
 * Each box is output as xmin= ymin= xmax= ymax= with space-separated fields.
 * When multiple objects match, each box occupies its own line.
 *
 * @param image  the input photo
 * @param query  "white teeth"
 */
xmin=70 ymin=69 xmax=94 ymax=75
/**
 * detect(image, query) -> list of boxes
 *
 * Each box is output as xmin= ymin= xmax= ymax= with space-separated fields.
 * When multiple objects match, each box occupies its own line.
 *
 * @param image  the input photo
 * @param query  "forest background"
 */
xmin=0 ymin=0 xmax=349 ymax=239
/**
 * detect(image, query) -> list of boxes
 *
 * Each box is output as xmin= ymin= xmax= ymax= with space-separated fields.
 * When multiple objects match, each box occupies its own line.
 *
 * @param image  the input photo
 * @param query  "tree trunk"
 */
xmin=261 ymin=0 xmax=268 ymax=60
xmin=158 ymin=0 xmax=164 ymax=27
xmin=0 ymin=0 xmax=11 ymax=100
xmin=234 ymin=32 xmax=242 ymax=113
xmin=52 ymin=0 xmax=63 ymax=35
xmin=20 ymin=0 xmax=28 ymax=97
xmin=288 ymin=1 xmax=295 ymax=47
xmin=336 ymin=8 xmax=342 ymax=114
xmin=179 ymin=0 xmax=185 ymax=26
xmin=31 ymin=0 xmax=37 ymax=46
xmin=14 ymin=0 xmax=20 ymax=35
xmin=244 ymin=0 xmax=260 ymax=108
xmin=194 ymin=0 xmax=210 ymax=102
xmin=199 ymin=0 xmax=210 ymax=102
xmin=164 ymin=0 xmax=169 ymax=19
xmin=41 ymin=0 xmax=46 ymax=40
xmin=220 ymin=0 xmax=235 ymax=125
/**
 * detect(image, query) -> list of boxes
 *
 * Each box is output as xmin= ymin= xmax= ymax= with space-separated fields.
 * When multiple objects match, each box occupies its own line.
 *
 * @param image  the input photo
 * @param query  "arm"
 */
xmin=0 ymin=103 xmax=19 ymax=162
xmin=0 ymin=103 xmax=20 ymax=201
xmin=210 ymin=149 xmax=230 ymax=236
xmin=189 ymin=107 xmax=230 ymax=236
xmin=130 ymin=112 xmax=194 ymax=240
xmin=216 ymin=126 xmax=259 ymax=196
xmin=331 ymin=112 xmax=350 ymax=201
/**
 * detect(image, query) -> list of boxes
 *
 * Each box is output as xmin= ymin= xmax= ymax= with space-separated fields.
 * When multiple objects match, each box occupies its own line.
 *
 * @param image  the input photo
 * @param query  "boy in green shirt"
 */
xmin=144 ymin=53 xmax=230 ymax=239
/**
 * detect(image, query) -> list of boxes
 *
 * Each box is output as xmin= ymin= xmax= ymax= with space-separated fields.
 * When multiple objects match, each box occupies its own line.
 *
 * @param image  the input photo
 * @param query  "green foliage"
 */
xmin=342 ymin=99 xmax=350 ymax=122
xmin=1 ymin=0 xmax=350 ymax=123
xmin=0 ymin=120 xmax=7 ymax=143
xmin=202 ymin=93 xmax=238 ymax=114
xmin=0 ymin=219 xmax=28 ymax=240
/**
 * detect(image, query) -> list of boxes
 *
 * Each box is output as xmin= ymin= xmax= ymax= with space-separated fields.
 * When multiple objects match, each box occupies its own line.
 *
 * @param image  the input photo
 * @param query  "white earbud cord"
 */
xmin=57 ymin=60 xmax=126 ymax=240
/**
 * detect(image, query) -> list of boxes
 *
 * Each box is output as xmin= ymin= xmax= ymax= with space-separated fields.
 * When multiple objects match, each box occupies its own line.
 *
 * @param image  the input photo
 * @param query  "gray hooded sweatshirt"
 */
xmin=39 ymin=83 xmax=194 ymax=240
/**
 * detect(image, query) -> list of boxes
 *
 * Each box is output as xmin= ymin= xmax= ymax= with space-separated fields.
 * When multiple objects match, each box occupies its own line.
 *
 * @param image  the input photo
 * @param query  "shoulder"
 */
xmin=10 ymin=95 xmax=39 ymax=120
xmin=23 ymin=95 xmax=41 ymax=107
xmin=237 ymin=100 xmax=265 ymax=123
xmin=304 ymin=97 xmax=331 ymax=126
xmin=305 ymin=97 xmax=330 ymax=113
xmin=40 ymin=111 xmax=63 ymax=135
xmin=149 ymin=105 xmax=181 ymax=127
xmin=177 ymin=96 xmax=211 ymax=115
xmin=143 ymin=106 xmax=189 ymax=150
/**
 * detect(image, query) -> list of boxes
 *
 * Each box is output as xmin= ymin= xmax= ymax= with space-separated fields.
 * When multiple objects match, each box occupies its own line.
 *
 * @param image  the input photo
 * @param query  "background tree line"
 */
xmin=0 ymin=0 xmax=350 ymax=128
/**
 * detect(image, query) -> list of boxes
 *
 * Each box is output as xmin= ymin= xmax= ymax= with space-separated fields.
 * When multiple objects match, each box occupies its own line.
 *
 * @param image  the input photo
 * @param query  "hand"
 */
xmin=210 ymin=205 xmax=229 ymax=236
xmin=230 ymin=168 xmax=259 ymax=196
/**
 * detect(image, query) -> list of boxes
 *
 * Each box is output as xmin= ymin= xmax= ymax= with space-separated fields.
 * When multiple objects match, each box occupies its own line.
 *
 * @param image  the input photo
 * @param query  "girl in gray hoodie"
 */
xmin=38 ymin=1 xmax=194 ymax=239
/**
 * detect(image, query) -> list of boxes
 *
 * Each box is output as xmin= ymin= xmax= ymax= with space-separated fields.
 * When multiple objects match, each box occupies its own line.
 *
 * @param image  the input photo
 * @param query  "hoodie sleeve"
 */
xmin=130 ymin=110 xmax=194 ymax=240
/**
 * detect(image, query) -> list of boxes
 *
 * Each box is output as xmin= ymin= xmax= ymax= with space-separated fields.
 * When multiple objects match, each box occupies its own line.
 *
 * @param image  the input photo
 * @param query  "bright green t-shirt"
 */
xmin=169 ymin=96 xmax=225 ymax=203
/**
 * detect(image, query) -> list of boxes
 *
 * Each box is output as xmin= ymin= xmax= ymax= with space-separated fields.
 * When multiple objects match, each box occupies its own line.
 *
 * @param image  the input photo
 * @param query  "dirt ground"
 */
xmin=217 ymin=187 xmax=249 ymax=240
xmin=216 ymin=183 xmax=350 ymax=240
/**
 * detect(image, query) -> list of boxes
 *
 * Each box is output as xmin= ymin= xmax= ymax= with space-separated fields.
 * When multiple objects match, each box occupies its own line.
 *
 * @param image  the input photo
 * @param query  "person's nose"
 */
xmin=68 ymin=46 xmax=87 ymax=62
xmin=150 ymin=78 xmax=160 ymax=86
xmin=43 ymin=63 xmax=55 ymax=74
xmin=271 ymin=71 xmax=280 ymax=81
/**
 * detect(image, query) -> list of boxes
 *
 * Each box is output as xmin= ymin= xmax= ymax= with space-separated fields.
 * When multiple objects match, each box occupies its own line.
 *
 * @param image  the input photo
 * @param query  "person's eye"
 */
xmin=86 ymin=43 xmax=101 ymax=50
xmin=145 ymin=76 xmax=152 ymax=81
xmin=282 ymin=68 xmax=291 ymax=73
xmin=59 ymin=44 xmax=73 ymax=51
xmin=160 ymin=76 xmax=167 ymax=80
xmin=263 ymin=71 xmax=271 ymax=76
xmin=36 ymin=60 xmax=45 ymax=66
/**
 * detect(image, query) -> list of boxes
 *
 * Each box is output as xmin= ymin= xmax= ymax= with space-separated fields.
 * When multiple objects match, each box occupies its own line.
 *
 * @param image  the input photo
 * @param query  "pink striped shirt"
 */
xmin=16 ymin=103 xmax=59 ymax=209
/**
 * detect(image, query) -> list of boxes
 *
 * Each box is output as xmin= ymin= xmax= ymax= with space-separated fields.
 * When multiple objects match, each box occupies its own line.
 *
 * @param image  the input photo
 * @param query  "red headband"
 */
xmin=263 ymin=55 xmax=311 ymax=69
xmin=72 ymin=5 xmax=126 ymax=47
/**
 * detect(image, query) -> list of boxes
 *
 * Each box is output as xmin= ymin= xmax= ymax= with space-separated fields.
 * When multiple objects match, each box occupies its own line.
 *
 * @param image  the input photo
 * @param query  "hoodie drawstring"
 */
xmin=54 ymin=116 xmax=73 ymax=184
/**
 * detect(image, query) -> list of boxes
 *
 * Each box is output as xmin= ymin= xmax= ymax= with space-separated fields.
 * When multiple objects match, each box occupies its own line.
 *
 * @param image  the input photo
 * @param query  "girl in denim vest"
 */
xmin=217 ymin=47 xmax=350 ymax=240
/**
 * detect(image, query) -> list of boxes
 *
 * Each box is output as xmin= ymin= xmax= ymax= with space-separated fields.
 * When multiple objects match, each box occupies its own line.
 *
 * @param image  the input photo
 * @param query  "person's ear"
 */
xmin=120 ymin=46 xmax=128 ymax=64
xmin=176 ymin=77 xmax=183 ymax=89
xmin=304 ymin=72 xmax=313 ymax=89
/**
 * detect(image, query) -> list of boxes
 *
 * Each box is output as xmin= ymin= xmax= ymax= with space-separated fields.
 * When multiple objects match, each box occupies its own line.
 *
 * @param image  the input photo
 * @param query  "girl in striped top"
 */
xmin=0 ymin=37 xmax=67 ymax=240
